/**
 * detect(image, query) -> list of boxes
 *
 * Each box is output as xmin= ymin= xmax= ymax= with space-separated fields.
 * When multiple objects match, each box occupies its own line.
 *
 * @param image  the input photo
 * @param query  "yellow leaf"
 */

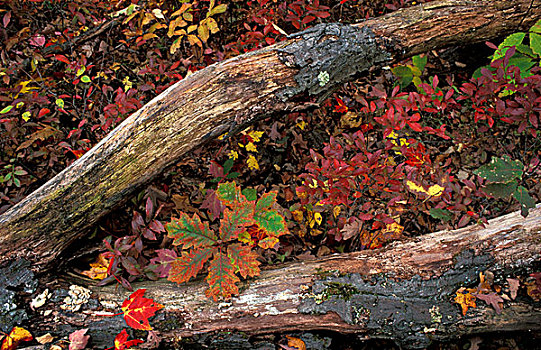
xmin=248 ymin=130 xmax=264 ymax=142
xmin=151 ymin=8 xmax=165 ymax=20
xmin=247 ymin=155 xmax=259 ymax=170
xmin=171 ymin=3 xmax=192 ymax=18
xmin=122 ymin=76 xmax=132 ymax=92
xmin=170 ymin=37 xmax=183 ymax=54
xmin=333 ymin=206 xmax=341 ymax=218
xmin=406 ymin=180 xmax=428 ymax=195
xmin=314 ymin=212 xmax=322 ymax=226
xmin=308 ymin=178 xmax=318 ymax=189
xmin=187 ymin=34 xmax=202 ymax=47
xmin=245 ymin=142 xmax=257 ymax=153
xmin=1 ymin=327 xmax=33 ymax=350
xmin=142 ymin=33 xmax=158 ymax=41
xmin=21 ymin=111 xmax=31 ymax=121
xmin=168 ymin=16 xmax=188 ymax=37
xmin=228 ymin=150 xmax=238 ymax=160
xmin=427 ymin=184 xmax=444 ymax=197
xmin=296 ymin=120 xmax=306 ymax=130
xmin=205 ymin=17 xmax=219 ymax=34
xmin=198 ymin=21 xmax=210 ymax=42
xmin=382 ymin=222 xmax=404 ymax=236
xmin=16 ymin=102 xmax=24 ymax=109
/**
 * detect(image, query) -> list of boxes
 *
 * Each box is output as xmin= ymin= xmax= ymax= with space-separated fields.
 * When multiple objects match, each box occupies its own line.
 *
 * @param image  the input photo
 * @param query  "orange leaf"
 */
xmin=286 ymin=335 xmax=306 ymax=350
xmin=1 ymin=327 xmax=33 ymax=350
xmin=121 ymin=289 xmax=164 ymax=330
xmin=454 ymin=287 xmax=477 ymax=315
xmin=81 ymin=252 xmax=111 ymax=280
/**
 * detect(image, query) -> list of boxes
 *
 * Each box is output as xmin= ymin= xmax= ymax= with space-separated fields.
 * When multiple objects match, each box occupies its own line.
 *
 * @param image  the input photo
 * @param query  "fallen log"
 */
xmin=0 ymin=0 xmax=539 ymax=269
xmin=22 ymin=206 xmax=541 ymax=349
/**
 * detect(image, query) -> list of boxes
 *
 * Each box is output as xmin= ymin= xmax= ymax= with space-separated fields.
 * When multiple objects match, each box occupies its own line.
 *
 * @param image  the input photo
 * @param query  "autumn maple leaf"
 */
xmin=113 ymin=329 xmax=143 ymax=350
xmin=121 ymin=289 xmax=164 ymax=330
xmin=1 ymin=327 xmax=33 ymax=350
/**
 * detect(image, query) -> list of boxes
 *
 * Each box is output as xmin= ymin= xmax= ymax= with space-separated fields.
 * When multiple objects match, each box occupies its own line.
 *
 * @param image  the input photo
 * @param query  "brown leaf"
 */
xmin=507 ymin=278 xmax=520 ymax=300
xmin=473 ymin=292 xmax=503 ymax=314
xmin=340 ymin=219 xmax=361 ymax=240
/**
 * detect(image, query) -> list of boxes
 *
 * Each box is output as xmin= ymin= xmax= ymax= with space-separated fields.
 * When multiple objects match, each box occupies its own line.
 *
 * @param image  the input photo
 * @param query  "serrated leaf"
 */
xmin=513 ymin=186 xmax=535 ymax=217
xmin=483 ymin=181 xmax=517 ymax=198
xmin=201 ymin=189 xmax=225 ymax=221
xmin=474 ymin=155 xmax=523 ymax=183
xmin=429 ymin=208 xmax=453 ymax=222
xmin=530 ymin=19 xmax=541 ymax=34
xmin=227 ymin=243 xmax=260 ymax=279
xmin=530 ymin=32 xmax=541 ymax=56
xmin=253 ymin=209 xmax=288 ymax=237
xmin=493 ymin=32 xmax=525 ymax=61
xmin=255 ymin=192 xmax=277 ymax=211
xmin=257 ymin=236 xmax=279 ymax=249
xmin=205 ymin=251 xmax=240 ymax=300
xmin=216 ymin=181 xmax=242 ymax=206
xmin=508 ymin=56 xmax=535 ymax=77
xmin=167 ymin=247 xmax=215 ymax=284
xmin=166 ymin=212 xmax=217 ymax=249
xmin=219 ymin=202 xmax=254 ymax=241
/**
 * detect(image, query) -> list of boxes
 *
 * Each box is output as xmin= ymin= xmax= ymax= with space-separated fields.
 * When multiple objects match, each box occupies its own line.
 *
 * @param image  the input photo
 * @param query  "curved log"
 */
xmin=0 ymin=0 xmax=539 ymax=269
xmin=21 ymin=206 xmax=539 ymax=349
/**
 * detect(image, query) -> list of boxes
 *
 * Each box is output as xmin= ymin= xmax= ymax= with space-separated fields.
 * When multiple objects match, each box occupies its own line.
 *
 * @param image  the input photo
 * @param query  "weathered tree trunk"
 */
xmin=0 ymin=0 xmax=539 ymax=269
xmin=23 ymin=206 xmax=541 ymax=349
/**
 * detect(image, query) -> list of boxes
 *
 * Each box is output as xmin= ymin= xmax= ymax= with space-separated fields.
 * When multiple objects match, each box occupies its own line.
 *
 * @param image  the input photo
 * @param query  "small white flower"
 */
xmin=318 ymin=71 xmax=330 ymax=86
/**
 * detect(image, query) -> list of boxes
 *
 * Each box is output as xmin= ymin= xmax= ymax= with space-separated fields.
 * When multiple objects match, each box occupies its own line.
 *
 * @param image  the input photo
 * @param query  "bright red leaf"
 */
xmin=113 ymin=329 xmax=143 ymax=350
xmin=121 ymin=289 xmax=164 ymax=330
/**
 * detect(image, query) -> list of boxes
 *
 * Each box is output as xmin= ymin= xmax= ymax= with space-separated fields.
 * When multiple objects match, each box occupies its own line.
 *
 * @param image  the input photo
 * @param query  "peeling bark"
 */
xmin=19 ymin=207 xmax=539 ymax=349
xmin=0 ymin=0 xmax=539 ymax=269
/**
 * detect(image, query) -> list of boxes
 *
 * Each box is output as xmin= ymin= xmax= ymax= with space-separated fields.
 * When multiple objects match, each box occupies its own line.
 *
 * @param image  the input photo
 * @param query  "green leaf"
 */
xmin=168 ymin=247 xmax=216 ymax=284
xmin=241 ymin=188 xmax=257 ymax=202
xmin=80 ymin=75 xmax=91 ymax=83
xmin=484 ymin=181 xmax=517 ymax=198
xmin=530 ymin=19 xmax=541 ymax=34
xmin=166 ymin=212 xmax=217 ymax=249
xmin=516 ymin=43 xmax=535 ymax=57
xmin=219 ymin=202 xmax=254 ymax=241
xmin=205 ymin=251 xmax=240 ymax=301
xmin=255 ymin=192 xmax=277 ymax=211
xmin=227 ymin=243 xmax=260 ymax=279
xmin=412 ymin=54 xmax=427 ymax=72
xmin=0 ymin=105 xmax=13 ymax=114
xmin=216 ymin=181 xmax=243 ymax=206
xmin=391 ymin=65 xmax=413 ymax=88
xmin=493 ymin=32 xmax=526 ymax=61
xmin=429 ymin=208 xmax=453 ymax=222
xmin=530 ymin=32 xmax=541 ymax=56
xmin=474 ymin=155 xmax=523 ymax=183
xmin=508 ymin=56 xmax=535 ymax=77
xmin=223 ymin=158 xmax=234 ymax=174
xmin=253 ymin=210 xmax=287 ymax=237
xmin=209 ymin=3 xmax=227 ymax=16
xmin=226 ymin=172 xmax=240 ymax=179
xmin=513 ymin=186 xmax=536 ymax=217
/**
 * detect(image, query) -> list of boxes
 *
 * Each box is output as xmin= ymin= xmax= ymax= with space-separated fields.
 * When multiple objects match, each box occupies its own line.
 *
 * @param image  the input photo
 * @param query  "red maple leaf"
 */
xmin=121 ymin=289 xmax=164 ymax=330
xmin=113 ymin=329 xmax=143 ymax=350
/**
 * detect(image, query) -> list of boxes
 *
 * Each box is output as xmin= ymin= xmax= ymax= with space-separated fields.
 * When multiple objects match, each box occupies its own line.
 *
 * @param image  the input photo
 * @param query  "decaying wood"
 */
xmin=25 ymin=206 xmax=537 ymax=349
xmin=0 ymin=0 xmax=539 ymax=269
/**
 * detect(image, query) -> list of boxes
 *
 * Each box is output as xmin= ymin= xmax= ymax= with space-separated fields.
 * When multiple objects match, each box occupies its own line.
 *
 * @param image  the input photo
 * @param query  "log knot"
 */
xmin=276 ymin=23 xmax=392 ymax=101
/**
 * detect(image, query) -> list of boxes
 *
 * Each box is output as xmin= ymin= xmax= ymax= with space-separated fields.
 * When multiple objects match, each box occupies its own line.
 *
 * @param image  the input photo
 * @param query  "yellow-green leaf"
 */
xmin=80 ymin=75 xmax=91 ymax=83
xmin=0 ymin=105 xmax=13 ymax=114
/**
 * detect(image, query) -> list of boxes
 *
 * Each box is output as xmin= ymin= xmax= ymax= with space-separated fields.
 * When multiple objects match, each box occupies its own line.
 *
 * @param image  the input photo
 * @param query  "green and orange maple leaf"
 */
xmin=165 ymin=181 xmax=288 ymax=300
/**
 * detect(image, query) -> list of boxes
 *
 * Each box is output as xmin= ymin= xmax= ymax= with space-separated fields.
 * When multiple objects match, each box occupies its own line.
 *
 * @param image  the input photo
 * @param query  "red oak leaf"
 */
xmin=121 ymin=289 xmax=164 ymax=330
xmin=113 ymin=329 xmax=143 ymax=350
